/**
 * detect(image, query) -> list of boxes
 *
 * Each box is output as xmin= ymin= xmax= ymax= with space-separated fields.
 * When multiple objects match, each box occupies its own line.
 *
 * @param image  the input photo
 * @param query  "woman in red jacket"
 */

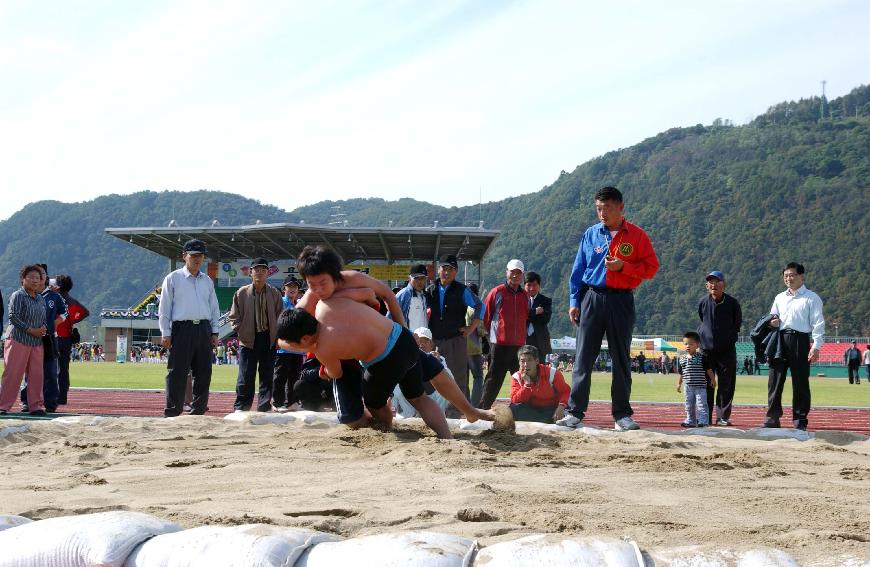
xmin=509 ymin=345 xmax=570 ymax=423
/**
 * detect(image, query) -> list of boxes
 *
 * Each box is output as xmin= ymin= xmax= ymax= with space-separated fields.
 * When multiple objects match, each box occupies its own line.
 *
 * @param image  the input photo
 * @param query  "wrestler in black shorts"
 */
xmin=361 ymin=325 xmax=425 ymax=410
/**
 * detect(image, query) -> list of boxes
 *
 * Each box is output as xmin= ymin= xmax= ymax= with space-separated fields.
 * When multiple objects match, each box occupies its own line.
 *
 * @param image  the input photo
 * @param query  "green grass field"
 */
xmin=7 ymin=361 xmax=866 ymax=407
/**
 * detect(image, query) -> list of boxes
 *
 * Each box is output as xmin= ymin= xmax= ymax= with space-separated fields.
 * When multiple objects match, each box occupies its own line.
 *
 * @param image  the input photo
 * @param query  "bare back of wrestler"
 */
xmin=277 ymin=297 xmax=453 ymax=438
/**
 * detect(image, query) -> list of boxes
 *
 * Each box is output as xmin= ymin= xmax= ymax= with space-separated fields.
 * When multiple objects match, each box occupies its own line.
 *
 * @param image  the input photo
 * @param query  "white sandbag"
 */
xmin=223 ymin=410 xmax=339 ymax=427
xmin=0 ymin=510 xmax=180 ymax=567
xmin=752 ymin=428 xmax=812 ymax=441
xmin=514 ymin=421 xmax=568 ymax=434
xmin=649 ymin=546 xmax=801 ymax=566
xmin=297 ymin=530 xmax=477 ymax=567
xmin=0 ymin=514 xmax=32 ymax=532
xmin=458 ymin=419 xmax=492 ymax=431
xmin=0 ymin=425 xmax=28 ymax=439
xmin=474 ymin=533 xmax=643 ymax=566
xmin=53 ymin=415 xmax=112 ymax=426
xmin=125 ymin=524 xmax=339 ymax=567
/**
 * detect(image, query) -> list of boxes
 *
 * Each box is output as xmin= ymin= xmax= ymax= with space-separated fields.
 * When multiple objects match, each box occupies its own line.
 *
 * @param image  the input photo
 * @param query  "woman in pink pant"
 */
xmin=0 ymin=264 xmax=48 ymax=415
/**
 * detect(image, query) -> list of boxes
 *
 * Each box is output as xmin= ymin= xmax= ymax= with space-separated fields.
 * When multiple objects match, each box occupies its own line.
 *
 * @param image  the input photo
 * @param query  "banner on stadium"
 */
xmin=204 ymin=261 xmax=415 ymax=282
xmin=343 ymin=264 xmax=416 ymax=280
xmin=116 ymin=335 xmax=128 ymax=363
xmin=207 ymin=261 xmax=301 ymax=281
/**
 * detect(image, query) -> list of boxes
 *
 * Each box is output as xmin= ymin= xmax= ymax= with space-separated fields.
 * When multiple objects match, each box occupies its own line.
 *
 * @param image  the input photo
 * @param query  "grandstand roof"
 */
xmin=105 ymin=222 xmax=500 ymax=265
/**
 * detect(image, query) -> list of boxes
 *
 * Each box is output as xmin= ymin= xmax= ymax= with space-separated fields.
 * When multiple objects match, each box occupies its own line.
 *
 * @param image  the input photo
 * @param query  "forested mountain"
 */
xmin=1 ymin=86 xmax=868 ymax=339
xmin=0 ymin=191 xmax=289 ymax=338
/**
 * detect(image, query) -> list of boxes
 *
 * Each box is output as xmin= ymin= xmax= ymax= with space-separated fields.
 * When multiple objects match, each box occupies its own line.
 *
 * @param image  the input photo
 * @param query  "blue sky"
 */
xmin=1 ymin=0 xmax=867 ymax=221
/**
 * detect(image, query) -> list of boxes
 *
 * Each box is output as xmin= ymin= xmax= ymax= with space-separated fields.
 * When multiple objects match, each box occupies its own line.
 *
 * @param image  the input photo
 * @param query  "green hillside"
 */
xmin=0 ymin=191 xmax=289 ymax=338
xmin=1 ymin=86 xmax=868 ymax=340
xmin=288 ymin=86 xmax=870 ymax=338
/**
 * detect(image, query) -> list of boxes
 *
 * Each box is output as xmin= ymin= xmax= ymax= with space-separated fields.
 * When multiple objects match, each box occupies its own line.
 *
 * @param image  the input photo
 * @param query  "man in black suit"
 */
xmin=524 ymin=271 xmax=552 ymax=361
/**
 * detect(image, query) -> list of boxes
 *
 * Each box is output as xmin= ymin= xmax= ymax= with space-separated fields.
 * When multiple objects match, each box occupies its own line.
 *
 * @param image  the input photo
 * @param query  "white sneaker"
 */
xmin=286 ymin=402 xmax=301 ymax=412
xmin=555 ymin=414 xmax=583 ymax=428
xmin=614 ymin=416 xmax=640 ymax=431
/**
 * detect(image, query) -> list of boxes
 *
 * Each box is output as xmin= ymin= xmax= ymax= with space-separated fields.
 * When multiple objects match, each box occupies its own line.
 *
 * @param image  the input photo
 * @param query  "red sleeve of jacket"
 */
xmin=509 ymin=372 xmax=532 ymax=404
xmin=68 ymin=303 xmax=87 ymax=324
xmin=553 ymin=368 xmax=571 ymax=406
xmin=619 ymin=224 xmax=659 ymax=282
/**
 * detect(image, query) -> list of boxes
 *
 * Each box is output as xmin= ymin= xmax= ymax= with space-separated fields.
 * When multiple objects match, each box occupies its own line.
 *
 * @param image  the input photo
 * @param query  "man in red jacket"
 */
xmin=509 ymin=345 xmax=570 ymax=423
xmin=479 ymin=259 xmax=529 ymax=409
xmin=53 ymin=275 xmax=89 ymax=406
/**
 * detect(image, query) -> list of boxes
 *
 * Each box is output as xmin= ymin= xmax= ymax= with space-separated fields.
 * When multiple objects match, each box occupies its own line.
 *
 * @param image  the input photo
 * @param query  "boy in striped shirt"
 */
xmin=676 ymin=332 xmax=716 ymax=427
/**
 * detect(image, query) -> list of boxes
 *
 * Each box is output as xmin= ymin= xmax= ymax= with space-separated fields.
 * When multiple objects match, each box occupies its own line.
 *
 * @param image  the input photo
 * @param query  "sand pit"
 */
xmin=1 ymin=413 xmax=868 ymax=565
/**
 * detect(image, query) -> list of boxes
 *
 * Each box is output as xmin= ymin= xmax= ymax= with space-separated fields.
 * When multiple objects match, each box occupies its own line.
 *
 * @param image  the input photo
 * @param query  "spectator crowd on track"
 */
xmin=3 ymin=186 xmax=867 ymax=431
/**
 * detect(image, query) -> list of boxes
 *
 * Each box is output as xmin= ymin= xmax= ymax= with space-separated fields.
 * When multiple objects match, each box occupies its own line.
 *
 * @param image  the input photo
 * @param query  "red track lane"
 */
xmin=6 ymin=389 xmax=867 ymax=435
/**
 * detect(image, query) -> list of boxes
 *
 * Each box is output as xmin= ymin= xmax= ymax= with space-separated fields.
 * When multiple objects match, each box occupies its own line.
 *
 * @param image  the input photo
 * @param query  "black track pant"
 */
xmin=479 ymin=344 xmax=520 ymax=409
xmin=766 ymin=331 xmax=811 ymax=428
xmin=165 ymin=321 xmax=212 ymax=417
xmin=704 ymin=348 xmax=737 ymax=422
xmin=568 ymin=289 xmax=635 ymax=421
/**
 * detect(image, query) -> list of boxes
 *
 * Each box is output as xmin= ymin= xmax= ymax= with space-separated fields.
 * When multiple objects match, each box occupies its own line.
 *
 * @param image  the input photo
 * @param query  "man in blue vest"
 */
xmin=425 ymin=254 xmax=482 ymax=402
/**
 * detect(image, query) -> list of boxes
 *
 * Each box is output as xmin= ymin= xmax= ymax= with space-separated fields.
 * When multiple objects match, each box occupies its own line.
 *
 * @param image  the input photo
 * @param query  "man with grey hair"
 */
xmin=158 ymin=239 xmax=221 ymax=417
xmin=697 ymin=270 xmax=742 ymax=426
xmin=479 ymin=259 xmax=529 ymax=409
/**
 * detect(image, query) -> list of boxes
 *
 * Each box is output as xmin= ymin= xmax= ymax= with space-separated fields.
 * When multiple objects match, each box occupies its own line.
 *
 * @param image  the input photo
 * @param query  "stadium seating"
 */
xmin=735 ymin=342 xmax=755 ymax=358
xmin=818 ymin=342 xmax=854 ymax=365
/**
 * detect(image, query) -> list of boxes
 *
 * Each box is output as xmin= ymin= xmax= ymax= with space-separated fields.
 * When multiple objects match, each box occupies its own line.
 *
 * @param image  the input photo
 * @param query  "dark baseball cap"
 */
xmin=183 ymin=239 xmax=207 ymax=254
xmin=705 ymin=270 xmax=725 ymax=282
xmin=250 ymin=257 xmax=269 ymax=268
xmin=283 ymin=276 xmax=300 ymax=288
xmin=438 ymin=254 xmax=458 ymax=269
xmin=409 ymin=264 xmax=428 ymax=277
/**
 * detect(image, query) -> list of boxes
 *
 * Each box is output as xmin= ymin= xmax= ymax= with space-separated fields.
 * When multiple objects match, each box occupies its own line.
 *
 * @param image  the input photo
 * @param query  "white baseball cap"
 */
xmin=506 ymin=259 xmax=525 ymax=272
xmin=412 ymin=327 xmax=433 ymax=341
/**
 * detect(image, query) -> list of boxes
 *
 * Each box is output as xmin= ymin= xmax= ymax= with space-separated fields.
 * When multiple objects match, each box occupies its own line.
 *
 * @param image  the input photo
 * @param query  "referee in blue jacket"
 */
xmin=158 ymin=239 xmax=221 ymax=417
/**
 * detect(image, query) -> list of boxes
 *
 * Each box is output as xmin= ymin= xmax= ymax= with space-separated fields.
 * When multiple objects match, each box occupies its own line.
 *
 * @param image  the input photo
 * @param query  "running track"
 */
xmin=3 ymin=388 xmax=868 ymax=435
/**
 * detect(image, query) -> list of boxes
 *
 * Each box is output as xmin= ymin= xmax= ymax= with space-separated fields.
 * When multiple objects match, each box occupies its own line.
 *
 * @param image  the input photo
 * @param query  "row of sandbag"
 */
xmin=0 ymin=510 xmax=804 ymax=566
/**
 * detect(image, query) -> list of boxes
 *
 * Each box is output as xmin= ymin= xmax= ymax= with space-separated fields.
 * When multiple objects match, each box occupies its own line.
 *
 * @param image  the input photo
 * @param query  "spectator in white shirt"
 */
xmin=394 ymin=264 xmax=429 ymax=331
xmin=764 ymin=262 xmax=824 ymax=430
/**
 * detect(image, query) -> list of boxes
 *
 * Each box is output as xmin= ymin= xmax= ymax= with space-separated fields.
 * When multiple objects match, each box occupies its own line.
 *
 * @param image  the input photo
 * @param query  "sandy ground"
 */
xmin=1 ymin=413 xmax=868 ymax=565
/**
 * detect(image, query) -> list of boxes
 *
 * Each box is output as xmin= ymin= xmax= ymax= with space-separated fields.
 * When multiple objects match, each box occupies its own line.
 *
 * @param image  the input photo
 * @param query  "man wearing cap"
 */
xmin=697 ymin=270 xmax=742 ymax=426
xmin=479 ymin=259 xmax=530 ymax=409
xmin=394 ymin=264 xmax=430 ymax=330
xmin=424 ymin=254 xmax=482 ymax=403
xmin=273 ymin=276 xmax=305 ymax=411
xmin=158 ymin=239 xmax=221 ymax=417
xmin=228 ymin=258 xmax=284 ymax=412
xmin=558 ymin=186 xmax=659 ymax=431
xmin=844 ymin=340 xmax=861 ymax=384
